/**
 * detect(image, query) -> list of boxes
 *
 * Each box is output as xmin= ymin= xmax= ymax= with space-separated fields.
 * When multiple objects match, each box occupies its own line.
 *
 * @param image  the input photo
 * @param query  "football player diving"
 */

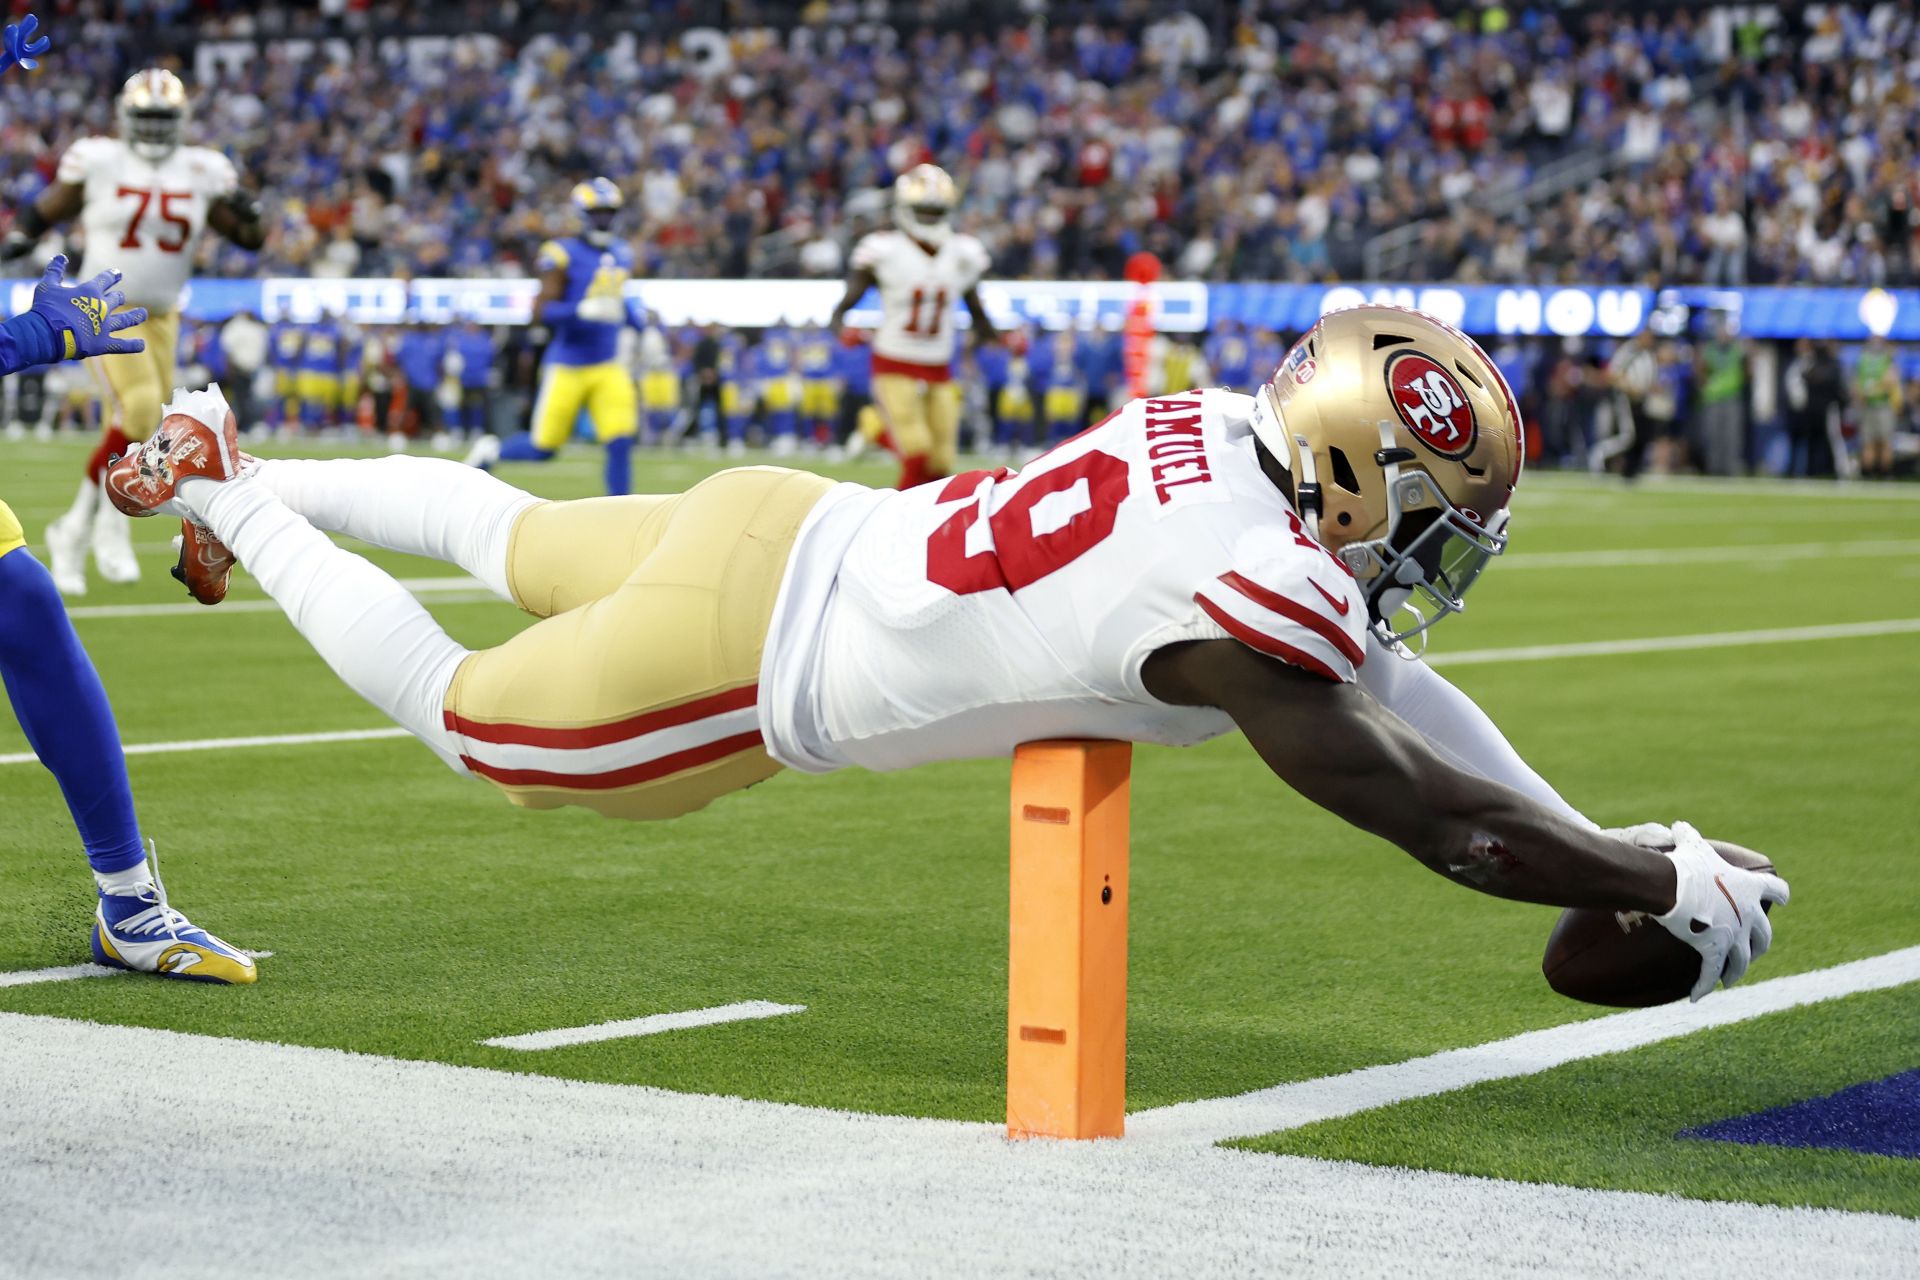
xmin=465 ymin=177 xmax=645 ymax=495
xmin=105 ymin=307 xmax=1785 ymax=1001
xmin=2 ymin=66 xmax=266 ymax=596
xmin=0 ymin=9 xmax=255 ymax=985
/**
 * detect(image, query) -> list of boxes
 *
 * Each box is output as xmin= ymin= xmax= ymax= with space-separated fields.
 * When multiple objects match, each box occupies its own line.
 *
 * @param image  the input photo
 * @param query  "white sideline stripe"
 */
xmin=5 ymin=1014 xmax=1917 ymax=1278
xmin=0 ymin=726 xmax=410 ymax=766
xmin=1501 ymin=538 xmax=1920 ymax=569
xmin=481 ymin=1001 xmax=807 ymax=1050
xmin=1429 ymin=618 xmax=1920 ymax=668
xmin=0 ymin=962 xmax=119 ymax=988
xmin=1128 ymin=945 xmax=1920 ymax=1146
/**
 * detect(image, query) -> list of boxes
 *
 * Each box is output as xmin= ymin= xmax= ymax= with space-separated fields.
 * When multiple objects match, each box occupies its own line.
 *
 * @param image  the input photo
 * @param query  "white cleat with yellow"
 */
xmin=90 ymin=850 xmax=256 ymax=985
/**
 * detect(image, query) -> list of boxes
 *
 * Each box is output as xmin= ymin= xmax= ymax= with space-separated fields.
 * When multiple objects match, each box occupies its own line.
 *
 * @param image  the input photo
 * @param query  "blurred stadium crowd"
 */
xmin=1 ymin=1 xmax=1914 ymax=480
xmin=4 ymin=1 xmax=1916 ymax=286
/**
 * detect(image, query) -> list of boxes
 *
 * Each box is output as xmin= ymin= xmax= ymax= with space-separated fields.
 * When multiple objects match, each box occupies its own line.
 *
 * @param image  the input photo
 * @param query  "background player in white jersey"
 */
xmin=106 ymin=305 xmax=1786 ymax=1005
xmin=829 ymin=164 xmax=996 ymax=489
xmin=2 ymin=67 xmax=265 ymax=595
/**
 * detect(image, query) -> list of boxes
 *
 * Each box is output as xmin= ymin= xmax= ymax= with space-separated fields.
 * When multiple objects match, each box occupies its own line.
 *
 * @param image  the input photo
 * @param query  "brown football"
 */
xmin=1542 ymin=840 xmax=1774 ymax=1008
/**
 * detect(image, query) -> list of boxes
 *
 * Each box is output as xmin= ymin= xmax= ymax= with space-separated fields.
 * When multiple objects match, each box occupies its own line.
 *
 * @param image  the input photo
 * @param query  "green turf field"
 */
xmin=2 ymin=437 xmax=1916 ymax=1213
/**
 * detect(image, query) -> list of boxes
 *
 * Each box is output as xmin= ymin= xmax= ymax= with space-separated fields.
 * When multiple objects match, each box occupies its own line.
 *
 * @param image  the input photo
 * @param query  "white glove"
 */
xmin=1653 ymin=820 xmax=1791 ymax=1001
xmin=1605 ymin=822 xmax=1676 ymax=850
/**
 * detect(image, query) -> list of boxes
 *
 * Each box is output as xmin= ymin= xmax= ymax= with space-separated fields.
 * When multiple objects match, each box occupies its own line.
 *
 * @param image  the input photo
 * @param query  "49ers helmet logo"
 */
xmin=1384 ymin=350 xmax=1476 ymax=459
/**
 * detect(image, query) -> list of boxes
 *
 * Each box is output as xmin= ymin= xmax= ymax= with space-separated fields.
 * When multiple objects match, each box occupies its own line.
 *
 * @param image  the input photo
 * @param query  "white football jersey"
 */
xmin=759 ymin=389 xmax=1371 ymax=773
xmin=58 ymin=137 xmax=239 ymax=311
xmin=849 ymin=229 xmax=991 ymax=371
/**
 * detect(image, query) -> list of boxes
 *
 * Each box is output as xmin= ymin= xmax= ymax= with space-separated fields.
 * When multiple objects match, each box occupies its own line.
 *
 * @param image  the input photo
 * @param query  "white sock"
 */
xmin=94 ymin=862 xmax=154 ymax=898
xmin=178 ymin=476 xmax=471 ymax=772
xmin=56 ymin=475 xmax=98 ymax=529
xmin=248 ymin=456 xmax=540 ymax=603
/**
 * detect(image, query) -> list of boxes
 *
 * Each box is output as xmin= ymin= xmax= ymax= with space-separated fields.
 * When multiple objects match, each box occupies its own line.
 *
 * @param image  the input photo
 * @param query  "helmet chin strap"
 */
xmin=1288 ymin=433 xmax=1323 ymax=541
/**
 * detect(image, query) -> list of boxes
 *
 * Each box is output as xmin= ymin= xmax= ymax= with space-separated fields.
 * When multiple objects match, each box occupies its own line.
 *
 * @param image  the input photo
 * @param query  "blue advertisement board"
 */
xmin=7 ymin=275 xmax=1915 ymax=342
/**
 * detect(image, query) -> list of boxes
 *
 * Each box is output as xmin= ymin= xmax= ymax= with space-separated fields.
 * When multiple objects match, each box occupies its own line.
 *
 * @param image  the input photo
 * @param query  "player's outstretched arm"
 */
xmin=962 ymin=286 xmax=999 ymax=346
xmin=829 ymin=266 xmax=876 ymax=332
xmin=1143 ymin=638 xmax=1677 ymax=914
xmin=0 ymin=178 xmax=82 ymax=263
xmin=0 ymin=254 xmax=145 ymax=376
xmin=208 ymin=188 xmax=267 ymax=251
xmin=0 ymin=13 xmax=49 ymax=76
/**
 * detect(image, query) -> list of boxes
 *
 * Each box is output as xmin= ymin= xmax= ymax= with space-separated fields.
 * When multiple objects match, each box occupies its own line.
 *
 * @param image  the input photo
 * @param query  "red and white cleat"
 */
xmin=170 ymin=518 xmax=235 ymax=606
xmin=103 ymin=385 xmax=243 ymax=519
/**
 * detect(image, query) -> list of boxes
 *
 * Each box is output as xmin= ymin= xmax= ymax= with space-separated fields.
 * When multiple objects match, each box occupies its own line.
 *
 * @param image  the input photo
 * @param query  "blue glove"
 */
xmin=0 ymin=14 xmax=49 ymax=75
xmin=30 ymin=254 xmax=147 ymax=360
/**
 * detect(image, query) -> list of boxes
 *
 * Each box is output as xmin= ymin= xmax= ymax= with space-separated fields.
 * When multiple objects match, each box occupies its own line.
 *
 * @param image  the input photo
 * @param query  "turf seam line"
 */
xmin=480 ymin=1001 xmax=807 ymax=1050
xmin=1126 ymin=945 xmax=1920 ymax=1146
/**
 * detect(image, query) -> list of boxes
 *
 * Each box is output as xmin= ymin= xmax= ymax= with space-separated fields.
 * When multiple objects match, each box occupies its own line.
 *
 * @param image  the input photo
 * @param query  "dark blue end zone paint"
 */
xmin=1683 ymin=1069 xmax=1920 ymax=1159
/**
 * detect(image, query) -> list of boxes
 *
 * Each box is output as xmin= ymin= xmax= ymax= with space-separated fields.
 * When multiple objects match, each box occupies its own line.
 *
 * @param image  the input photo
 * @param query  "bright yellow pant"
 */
xmin=88 ymin=306 xmax=179 ymax=441
xmin=640 ymin=369 xmax=681 ymax=412
xmin=802 ymin=380 xmax=840 ymax=419
xmin=296 ymin=371 xmax=340 ymax=407
xmin=443 ymin=466 xmax=836 ymax=822
xmin=532 ymin=361 xmax=637 ymax=449
xmin=1043 ymin=386 xmax=1084 ymax=426
xmin=872 ymin=374 xmax=961 ymax=474
xmin=0 ymin=499 xmax=24 ymax=558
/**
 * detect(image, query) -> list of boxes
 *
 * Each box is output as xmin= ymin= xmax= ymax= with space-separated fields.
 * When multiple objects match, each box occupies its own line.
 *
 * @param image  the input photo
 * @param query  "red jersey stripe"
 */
xmin=1196 ymin=595 xmax=1346 ymax=683
xmin=871 ymin=353 xmax=953 ymax=382
xmin=1215 ymin=571 xmax=1365 ymax=665
xmin=460 ymin=730 xmax=765 ymax=791
xmin=445 ymin=683 xmax=759 ymax=750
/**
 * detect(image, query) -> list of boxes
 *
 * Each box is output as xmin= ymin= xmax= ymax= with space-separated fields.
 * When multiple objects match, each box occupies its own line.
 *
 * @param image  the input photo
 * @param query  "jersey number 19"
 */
xmin=925 ymin=451 xmax=1130 ymax=595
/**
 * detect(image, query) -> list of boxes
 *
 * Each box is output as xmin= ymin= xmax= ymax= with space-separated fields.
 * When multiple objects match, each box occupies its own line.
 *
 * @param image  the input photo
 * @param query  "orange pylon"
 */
xmin=1006 ymin=740 xmax=1132 ymax=1139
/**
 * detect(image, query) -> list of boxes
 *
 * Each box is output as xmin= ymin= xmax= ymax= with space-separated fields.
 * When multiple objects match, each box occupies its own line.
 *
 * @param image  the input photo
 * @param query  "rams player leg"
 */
xmin=829 ymin=165 xmax=998 ymax=488
xmin=635 ymin=324 xmax=682 ymax=444
xmin=111 ymin=308 xmax=1787 ymax=1003
xmin=798 ymin=326 xmax=840 ymax=447
xmin=0 ymin=255 xmax=254 ymax=983
xmin=1 ymin=68 xmax=264 ymax=595
xmin=466 ymin=178 xmax=642 ymax=495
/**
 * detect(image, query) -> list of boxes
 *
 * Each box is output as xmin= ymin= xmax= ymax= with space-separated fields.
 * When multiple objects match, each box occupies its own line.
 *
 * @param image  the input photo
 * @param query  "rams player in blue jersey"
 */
xmin=0 ymin=24 xmax=253 ymax=982
xmin=467 ymin=178 xmax=643 ymax=493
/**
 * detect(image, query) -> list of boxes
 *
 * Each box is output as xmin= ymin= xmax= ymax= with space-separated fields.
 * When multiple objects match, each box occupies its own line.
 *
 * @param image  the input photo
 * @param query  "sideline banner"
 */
xmin=7 ymin=276 xmax=1913 ymax=341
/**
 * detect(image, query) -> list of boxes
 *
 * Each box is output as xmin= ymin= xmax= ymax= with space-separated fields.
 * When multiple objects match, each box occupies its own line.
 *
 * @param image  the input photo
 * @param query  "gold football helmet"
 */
xmin=892 ymin=164 xmax=957 ymax=246
xmin=118 ymin=69 xmax=189 ymax=161
xmin=1247 ymin=305 xmax=1523 ymax=648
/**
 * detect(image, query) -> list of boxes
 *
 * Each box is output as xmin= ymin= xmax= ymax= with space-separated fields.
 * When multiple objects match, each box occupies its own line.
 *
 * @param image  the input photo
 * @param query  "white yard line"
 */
xmin=482 ymin=1001 xmax=806 ymax=1050
xmin=1517 ymin=473 xmax=1920 ymax=501
xmin=2 ymin=1010 xmax=1915 ymax=1278
xmin=1129 ymin=945 xmax=1920 ymax=1146
xmin=7 ymin=618 xmax=1915 ymax=769
xmin=1430 ymin=618 xmax=1920 ymax=668
xmin=0 ymin=950 xmax=272 ymax=988
xmin=64 ymin=578 xmax=496 ymax=620
xmin=0 ymin=726 xmax=410 ymax=766
xmin=0 ymin=962 xmax=119 ymax=988
xmin=1500 ymin=538 xmax=1920 ymax=570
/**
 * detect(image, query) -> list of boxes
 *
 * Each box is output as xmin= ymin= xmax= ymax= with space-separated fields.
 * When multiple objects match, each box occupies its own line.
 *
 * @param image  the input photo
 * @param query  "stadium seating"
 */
xmin=4 ymin=3 xmax=1911 ymax=288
